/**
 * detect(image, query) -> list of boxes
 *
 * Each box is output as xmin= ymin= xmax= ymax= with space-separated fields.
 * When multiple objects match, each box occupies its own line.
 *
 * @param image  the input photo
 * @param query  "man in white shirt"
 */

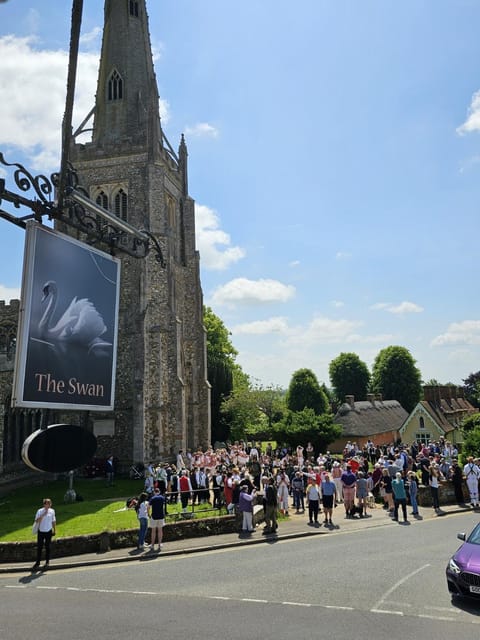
xmin=463 ymin=457 xmax=480 ymax=507
xmin=32 ymin=498 xmax=56 ymax=571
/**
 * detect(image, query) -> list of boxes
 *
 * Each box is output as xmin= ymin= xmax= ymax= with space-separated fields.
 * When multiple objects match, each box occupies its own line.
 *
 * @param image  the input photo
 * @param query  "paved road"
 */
xmin=1 ymin=511 xmax=480 ymax=639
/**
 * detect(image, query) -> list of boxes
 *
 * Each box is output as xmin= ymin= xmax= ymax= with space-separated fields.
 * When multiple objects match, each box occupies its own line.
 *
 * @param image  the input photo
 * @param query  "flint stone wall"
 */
xmin=0 ymin=507 xmax=264 ymax=564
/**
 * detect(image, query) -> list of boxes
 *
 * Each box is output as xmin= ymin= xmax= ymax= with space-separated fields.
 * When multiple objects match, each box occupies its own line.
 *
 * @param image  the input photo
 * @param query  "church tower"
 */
xmin=69 ymin=0 xmax=211 ymax=464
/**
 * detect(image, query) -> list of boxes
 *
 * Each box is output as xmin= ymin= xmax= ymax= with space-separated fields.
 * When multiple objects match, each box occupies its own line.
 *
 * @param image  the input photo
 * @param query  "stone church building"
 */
xmin=0 ymin=0 xmax=211 ymax=474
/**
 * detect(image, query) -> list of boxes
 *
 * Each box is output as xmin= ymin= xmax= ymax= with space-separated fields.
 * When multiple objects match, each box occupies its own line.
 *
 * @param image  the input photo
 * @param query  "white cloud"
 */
xmin=331 ymin=300 xmax=345 ymax=308
xmin=431 ymin=320 xmax=480 ymax=346
xmin=0 ymin=35 xmax=169 ymax=170
xmin=184 ymin=122 xmax=219 ymax=138
xmin=335 ymin=251 xmax=352 ymax=260
xmin=0 ymin=284 xmax=21 ymax=303
xmin=457 ymin=90 xmax=480 ymax=135
xmin=159 ymin=98 xmax=170 ymax=124
xmin=0 ymin=35 xmax=99 ymax=171
xmin=285 ymin=315 xmax=362 ymax=347
xmin=80 ymin=27 xmax=102 ymax=47
xmin=211 ymin=278 xmax=295 ymax=305
xmin=371 ymin=301 xmax=423 ymax=314
xmin=387 ymin=301 xmax=423 ymax=314
xmin=289 ymin=260 xmax=300 ymax=268
xmin=232 ymin=317 xmax=290 ymax=335
xmin=195 ymin=204 xmax=245 ymax=270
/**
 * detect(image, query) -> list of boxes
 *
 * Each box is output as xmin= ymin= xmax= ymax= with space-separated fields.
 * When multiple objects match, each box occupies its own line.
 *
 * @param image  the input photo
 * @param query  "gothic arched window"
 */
xmin=95 ymin=191 xmax=108 ymax=210
xmin=114 ymin=188 xmax=128 ymax=221
xmin=419 ymin=416 xmax=425 ymax=430
xmin=95 ymin=190 xmax=108 ymax=227
xmin=108 ymin=70 xmax=123 ymax=101
xmin=129 ymin=0 xmax=139 ymax=17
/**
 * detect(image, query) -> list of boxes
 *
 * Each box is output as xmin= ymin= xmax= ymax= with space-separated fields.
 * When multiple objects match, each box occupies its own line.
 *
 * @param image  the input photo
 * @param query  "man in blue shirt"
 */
xmin=148 ymin=488 xmax=166 ymax=551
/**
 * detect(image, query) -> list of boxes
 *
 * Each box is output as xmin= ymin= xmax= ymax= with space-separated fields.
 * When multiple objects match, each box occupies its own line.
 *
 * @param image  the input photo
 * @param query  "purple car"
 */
xmin=446 ymin=522 xmax=480 ymax=598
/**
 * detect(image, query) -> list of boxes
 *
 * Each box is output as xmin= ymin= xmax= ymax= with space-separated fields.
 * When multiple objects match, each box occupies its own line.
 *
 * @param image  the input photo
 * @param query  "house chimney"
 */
xmin=375 ymin=393 xmax=383 ymax=402
xmin=366 ymin=393 xmax=375 ymax=404
xmin=345 ymin=395 xmax=355 ymax=409
xmin=423 ymin=386 xmax=433 ymax=402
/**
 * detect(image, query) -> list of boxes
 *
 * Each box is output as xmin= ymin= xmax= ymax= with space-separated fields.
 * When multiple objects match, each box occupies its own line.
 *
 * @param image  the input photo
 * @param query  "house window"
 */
xmin=419 ymin=416 xmax=425 ymax=430
xmin=114 ymin=188 xmax=128 ymax=221
xmin=108 ymin=70 xmax=123 ymax=101
xmin=129 ymin=0 xmax=139 ymax=17
xmin=415 ymin=432 xmax=431 ymax=445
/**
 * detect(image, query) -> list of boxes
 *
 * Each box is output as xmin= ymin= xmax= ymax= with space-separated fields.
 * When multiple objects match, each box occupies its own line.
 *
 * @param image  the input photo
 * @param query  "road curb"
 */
xmin=0 ymin=505 xmax=472 ymax=574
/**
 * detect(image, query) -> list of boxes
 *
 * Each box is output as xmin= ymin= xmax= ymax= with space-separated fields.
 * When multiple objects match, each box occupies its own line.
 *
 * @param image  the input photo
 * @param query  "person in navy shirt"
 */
xmin=148 ymin=488 xmax=166 ymax=551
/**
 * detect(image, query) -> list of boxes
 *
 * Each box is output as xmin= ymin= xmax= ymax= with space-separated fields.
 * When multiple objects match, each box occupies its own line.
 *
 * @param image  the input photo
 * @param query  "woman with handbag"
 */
xmin=32 ymin=498 xmax=56 ymax=571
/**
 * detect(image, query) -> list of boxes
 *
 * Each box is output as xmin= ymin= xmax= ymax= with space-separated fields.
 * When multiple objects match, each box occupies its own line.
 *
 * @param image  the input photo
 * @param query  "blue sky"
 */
xmin=0 ymin=0 xmax=479 ymax=392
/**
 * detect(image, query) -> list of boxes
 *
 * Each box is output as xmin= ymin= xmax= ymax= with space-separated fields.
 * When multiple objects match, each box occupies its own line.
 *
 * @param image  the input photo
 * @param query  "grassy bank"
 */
xmin=0 ymin=477 xmax=143 ymax=542
xmin=0 ymin=476 xmax=224 ymax=543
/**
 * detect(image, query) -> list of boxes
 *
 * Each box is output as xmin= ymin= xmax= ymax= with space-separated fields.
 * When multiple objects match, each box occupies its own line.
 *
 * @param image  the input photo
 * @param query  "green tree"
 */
xmin=221 ymin=386 xmax=259 ymax=442
xmin=462 ymin=371 xmax=480 ymax=408
xmin=371 ymin=346 xmax=422 ymax=413
xmin=272 ymin=408 xmax=342 ymax=452
xmin=252 ymin=384 xmax=286 ymax=429
xmin=286 ymin=368 xmax=329 ymax=415
xmin=221 ymin=383 xmax=286 ymax=442
xmin=204 ymin=306 xmax=239 ymax=443
xmin=462 ymin=412 xmax=480 ymax=433
xmin=329 ymin=352 xmax=370 ymax=403
xmin=462 ymin=426 xmax=480 ymax=459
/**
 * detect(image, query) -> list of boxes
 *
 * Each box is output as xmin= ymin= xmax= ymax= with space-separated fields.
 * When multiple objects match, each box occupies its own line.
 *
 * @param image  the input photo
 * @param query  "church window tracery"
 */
xmin=108 ymin=70 xmax=123 ymax=101
xmin=95 ymin=190 xmax=108 ymax=210
xmin=129 ymin=1 xmax=139 ymax=17
xmin=114 ymin=188 xmax=128 ymax=221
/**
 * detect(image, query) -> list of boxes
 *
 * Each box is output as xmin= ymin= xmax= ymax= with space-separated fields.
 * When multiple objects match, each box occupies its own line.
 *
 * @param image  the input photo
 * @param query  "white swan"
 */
xmin=38 ymin=280 xmax=111 ymax=354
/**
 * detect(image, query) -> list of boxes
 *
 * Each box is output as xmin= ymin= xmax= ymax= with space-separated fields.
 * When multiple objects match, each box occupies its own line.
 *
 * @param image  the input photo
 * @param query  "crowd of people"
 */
xmin=127 ymin=437 xmax=480 ymax=550
xmin=30 ymin=438 xmax=479 ymax=566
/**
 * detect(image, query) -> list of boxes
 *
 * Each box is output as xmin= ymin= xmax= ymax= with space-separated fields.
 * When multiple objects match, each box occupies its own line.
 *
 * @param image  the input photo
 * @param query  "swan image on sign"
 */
xmin=38 ymin=280 xmax=112 ymax=356
xmin=12 ymin=222 xmax=120 ymax=411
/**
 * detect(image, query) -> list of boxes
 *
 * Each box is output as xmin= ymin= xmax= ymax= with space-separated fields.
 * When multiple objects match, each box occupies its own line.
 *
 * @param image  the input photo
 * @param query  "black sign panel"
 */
xmin=12 ymin=222 xmax=120 ymax=411
xmin=22 ymin=424 xmax=97 ymax=473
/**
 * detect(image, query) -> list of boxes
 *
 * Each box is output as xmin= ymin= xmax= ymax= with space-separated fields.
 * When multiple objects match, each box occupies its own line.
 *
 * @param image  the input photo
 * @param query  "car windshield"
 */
xmin=467 ymin=524 xmax=480 ymax=545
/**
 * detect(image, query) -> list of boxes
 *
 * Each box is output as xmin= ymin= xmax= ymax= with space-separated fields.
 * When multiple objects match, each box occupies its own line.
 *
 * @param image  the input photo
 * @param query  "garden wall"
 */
xmin=0 ymin=507 xmax=265 ymax=564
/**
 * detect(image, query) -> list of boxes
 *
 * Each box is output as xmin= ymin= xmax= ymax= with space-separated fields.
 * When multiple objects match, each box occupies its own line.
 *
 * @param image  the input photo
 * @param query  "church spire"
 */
xmin=92 ymin=0 xmax=162 ymax=150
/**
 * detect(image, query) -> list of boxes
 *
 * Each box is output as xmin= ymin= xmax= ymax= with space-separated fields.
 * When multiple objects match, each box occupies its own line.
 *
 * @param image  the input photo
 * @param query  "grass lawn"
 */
xmin=0 ymin=477 xmax=225 ymax=543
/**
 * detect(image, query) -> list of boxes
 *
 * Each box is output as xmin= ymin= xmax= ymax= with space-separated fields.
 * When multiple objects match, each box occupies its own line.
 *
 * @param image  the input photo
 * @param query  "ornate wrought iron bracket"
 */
xmin=0 ymin=153 xmax=165 ymax=265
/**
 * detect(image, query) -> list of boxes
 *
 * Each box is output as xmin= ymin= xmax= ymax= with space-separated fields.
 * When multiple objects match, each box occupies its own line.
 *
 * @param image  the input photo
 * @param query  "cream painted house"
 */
xmin=399 ymin=386 xmax=476 ymax=447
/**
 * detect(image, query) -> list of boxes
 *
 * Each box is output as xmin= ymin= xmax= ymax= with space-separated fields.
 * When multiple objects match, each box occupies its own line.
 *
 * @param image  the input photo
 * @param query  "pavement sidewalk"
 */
xmin=0 ymin=502 xmax=473 ymax=574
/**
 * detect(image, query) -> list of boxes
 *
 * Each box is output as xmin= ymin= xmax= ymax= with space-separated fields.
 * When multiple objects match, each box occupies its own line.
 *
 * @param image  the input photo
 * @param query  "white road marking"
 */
xmin=370 ymin=563 xmax=430 ymax=612
xmin=371 ymin=609 xmax=403 ymax=616
xmin=427 ymin=606 xmax=461 ymax=613
xmin=3 ymin=583 xmax=480 ymax=624
xmin=4 ymin=585 xmax=26 ymax=589
xmin=242 ymin=598 xmax=268 ymax=603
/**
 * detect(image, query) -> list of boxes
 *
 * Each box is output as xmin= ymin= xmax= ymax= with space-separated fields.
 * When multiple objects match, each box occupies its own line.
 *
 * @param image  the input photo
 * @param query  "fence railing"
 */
xmin=161 ymin=488 xmax=228 ymax=520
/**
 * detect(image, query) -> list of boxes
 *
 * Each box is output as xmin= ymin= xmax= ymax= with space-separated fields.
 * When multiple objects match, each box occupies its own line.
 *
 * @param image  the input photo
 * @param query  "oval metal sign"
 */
xmin=22 ymin=424 xmax=97 ymax=473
